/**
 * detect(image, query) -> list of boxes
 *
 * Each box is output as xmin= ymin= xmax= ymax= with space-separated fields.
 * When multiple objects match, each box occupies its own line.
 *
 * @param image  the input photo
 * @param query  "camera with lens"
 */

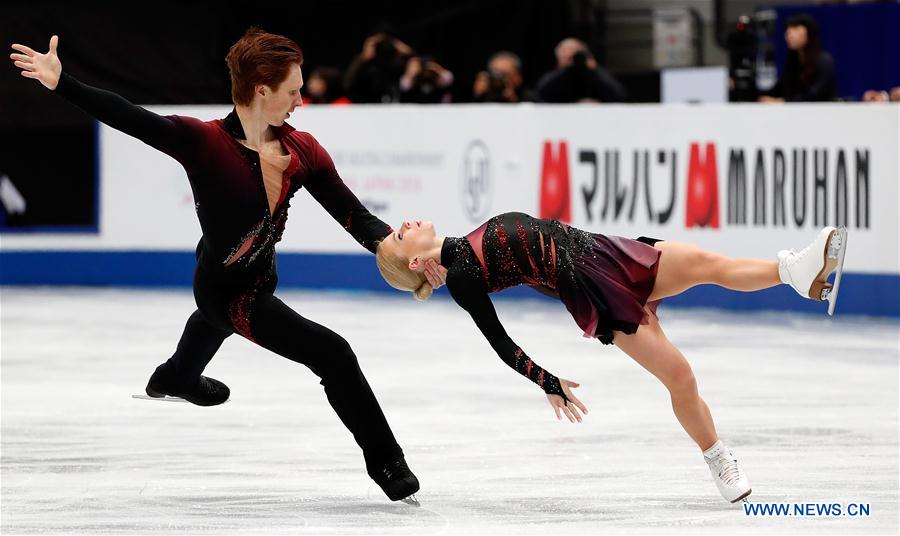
xmin=374 ymin=36 xmax=398 ymax=63
xmin=413 ymin=56 xmax=440 ymax=94
xmin=724 ymin=10 xmax=777 ymax=101
xmin=488 ymin=70 xmax=507 ymax=90
xmin=571 ymin=50 xmax=590 ymax=70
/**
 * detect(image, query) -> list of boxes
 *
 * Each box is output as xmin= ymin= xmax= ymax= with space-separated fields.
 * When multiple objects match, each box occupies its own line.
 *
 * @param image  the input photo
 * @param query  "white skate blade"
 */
xmin=131 ymin=394 xmax=189 ymax=403
xmin=400 ymin=494 xmax=421 ymax=507
xmin=824 ymin=227 xmax=848 ymax=316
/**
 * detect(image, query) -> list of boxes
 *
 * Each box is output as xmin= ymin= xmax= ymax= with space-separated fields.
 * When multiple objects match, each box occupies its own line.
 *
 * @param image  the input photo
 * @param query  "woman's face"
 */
xmin=259 ymin=63 xmax=304 ymax=126
xmin=384 ymin=220 xmax=437 ymax=272
xmin=785 ymin=25 xmax=808 ymax=51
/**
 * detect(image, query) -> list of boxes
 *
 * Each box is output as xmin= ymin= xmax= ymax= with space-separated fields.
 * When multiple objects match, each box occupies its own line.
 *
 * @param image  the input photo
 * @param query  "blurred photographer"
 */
xmin=303 ymin=67 xmax=350 ymax=105
xmin=344 ymin=31 xmax=414 ymax=103
xmin=472 ymin=51 xmax=530 ymax=103
xmin=399 ymin=55 xmax=454 ymax=104
xmin=536 ymin=38 xmax=627 ymax=103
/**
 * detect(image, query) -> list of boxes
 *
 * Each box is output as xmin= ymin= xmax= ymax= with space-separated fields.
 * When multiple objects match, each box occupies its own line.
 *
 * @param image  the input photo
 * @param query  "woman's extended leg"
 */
xmin=648 ymin=241 xmax=780 ymax=302
xmin=613 ymin=309 xmax=751 ymax=502
xmin=613 ymin=310 xmax=717 ymax=450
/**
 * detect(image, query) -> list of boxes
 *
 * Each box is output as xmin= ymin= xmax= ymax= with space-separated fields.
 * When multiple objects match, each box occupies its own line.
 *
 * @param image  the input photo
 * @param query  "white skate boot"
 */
xmin=777 ymin=226 xmax=848 ymax=315
xmin=703 ymin=440 xmax=751 ymax=503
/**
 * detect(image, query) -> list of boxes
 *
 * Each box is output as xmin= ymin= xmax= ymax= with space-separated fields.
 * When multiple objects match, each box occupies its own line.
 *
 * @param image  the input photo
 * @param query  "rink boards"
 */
xmin=2 ymin=104 xmax=898 ymax=316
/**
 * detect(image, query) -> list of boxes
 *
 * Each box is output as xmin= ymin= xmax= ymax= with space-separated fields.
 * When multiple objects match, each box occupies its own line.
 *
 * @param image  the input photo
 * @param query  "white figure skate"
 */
xmin=777 ymin=226 xmax=848 ymax=315
xmin=704 ymin=440 xmax=752 ymax=503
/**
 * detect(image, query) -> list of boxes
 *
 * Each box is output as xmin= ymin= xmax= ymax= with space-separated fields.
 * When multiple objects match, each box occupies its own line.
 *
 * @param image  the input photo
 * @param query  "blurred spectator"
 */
xmin=400 ymin=56 xmax=454 ymax=103
xmin=344 ymin=31 xmax=413 ymax=103
xmin=472 ymin=51 xmax=532 ymax=103
xmin=862 ymin=87 xmax=900 ymax=102
xmin=759 ymin=14 xmax=836 ymax=103
xmin=303 ymin=67 xmax=350 ymax=105
xmin=536 ymin=38 xmax=627 ymax=103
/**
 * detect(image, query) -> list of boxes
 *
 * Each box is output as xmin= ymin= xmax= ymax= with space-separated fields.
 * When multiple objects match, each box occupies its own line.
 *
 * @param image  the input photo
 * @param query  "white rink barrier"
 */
xmin=2 ymin=104 xmax=898 ymax=316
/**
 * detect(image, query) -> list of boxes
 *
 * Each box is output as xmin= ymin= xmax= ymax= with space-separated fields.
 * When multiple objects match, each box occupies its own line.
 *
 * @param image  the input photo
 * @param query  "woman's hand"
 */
xmin=547 ymin=379 xmax=588 ymax=423
xmin=10 ymin=35 xmax=62 ymax=90
xmin=423 ymin=258 xmax=448 ymax=290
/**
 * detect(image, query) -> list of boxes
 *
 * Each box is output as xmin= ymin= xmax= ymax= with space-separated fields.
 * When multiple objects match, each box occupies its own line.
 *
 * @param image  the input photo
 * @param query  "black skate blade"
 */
xmin=132 ymin=394 xmax=189 ymax=403
xmin=400 ymin=494 xmax=421 ymax=507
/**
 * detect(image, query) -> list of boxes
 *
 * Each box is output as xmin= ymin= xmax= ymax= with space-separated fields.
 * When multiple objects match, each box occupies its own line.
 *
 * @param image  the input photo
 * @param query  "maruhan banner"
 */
xmin=2 ymin=103 xmax=898 ymax=297
xmin=526 ymin=105 xmax=898 ymax=276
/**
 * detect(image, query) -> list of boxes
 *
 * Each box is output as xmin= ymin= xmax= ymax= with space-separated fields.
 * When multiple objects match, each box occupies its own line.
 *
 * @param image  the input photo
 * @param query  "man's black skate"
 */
xmin=370 ymin=456 xmax=420 ymax=504
xmin=145 ymin=363 xmax=230 ymax=406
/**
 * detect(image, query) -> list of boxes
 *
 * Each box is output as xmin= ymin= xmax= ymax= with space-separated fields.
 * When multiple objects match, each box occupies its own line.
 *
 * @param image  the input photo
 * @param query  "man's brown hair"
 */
xmin=225 ymin=27 xmax=304 ymax=105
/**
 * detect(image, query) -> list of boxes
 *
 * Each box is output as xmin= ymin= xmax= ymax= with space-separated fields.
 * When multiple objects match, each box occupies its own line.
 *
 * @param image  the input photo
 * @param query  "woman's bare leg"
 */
xmin=613 ymin=309 xmax=718 ymax=450
xmin=648 ymin=241 xmax=781 ymax=302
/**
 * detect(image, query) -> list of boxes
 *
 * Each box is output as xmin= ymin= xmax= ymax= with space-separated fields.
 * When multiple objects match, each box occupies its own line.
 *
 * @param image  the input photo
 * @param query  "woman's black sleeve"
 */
xmin=447 ymin=272 xmax=567 ymax=401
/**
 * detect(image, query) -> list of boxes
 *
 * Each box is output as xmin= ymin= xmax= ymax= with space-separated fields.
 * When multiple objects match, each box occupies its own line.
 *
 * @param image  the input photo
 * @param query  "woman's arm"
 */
xmin=11 ymin=36 xmax=197 ymax=163
xmin=447 ymin=273 xmax=587 ymax=421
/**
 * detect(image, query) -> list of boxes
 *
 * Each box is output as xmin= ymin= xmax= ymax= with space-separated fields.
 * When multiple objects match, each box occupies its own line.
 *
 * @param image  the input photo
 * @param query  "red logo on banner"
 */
xmin=685 ymin=142 xmax=720 ymax=228
xmin=539 ymin=141 xmax=571 ymax=222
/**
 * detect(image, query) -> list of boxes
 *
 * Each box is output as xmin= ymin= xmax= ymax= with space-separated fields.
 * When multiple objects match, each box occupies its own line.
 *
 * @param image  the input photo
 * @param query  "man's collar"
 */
xmin=222 ymin=107 xmax=297 ymax=141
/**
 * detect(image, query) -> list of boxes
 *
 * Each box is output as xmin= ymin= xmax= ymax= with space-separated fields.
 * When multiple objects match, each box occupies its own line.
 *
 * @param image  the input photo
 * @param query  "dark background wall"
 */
xmin=1 ymin=0 xmax=572 ymax=128
xmin=0 ymin=0 xmax=573 ymax=229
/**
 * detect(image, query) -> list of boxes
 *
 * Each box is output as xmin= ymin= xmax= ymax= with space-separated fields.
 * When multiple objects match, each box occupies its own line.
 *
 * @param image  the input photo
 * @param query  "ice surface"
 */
xmin=2 ymin=288 xmax=898 ymax=534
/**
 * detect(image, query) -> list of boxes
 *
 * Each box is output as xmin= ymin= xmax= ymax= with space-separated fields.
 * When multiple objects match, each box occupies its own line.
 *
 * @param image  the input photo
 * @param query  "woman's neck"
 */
xmin=424 ymin=236 xmax=446 ymax=265
xmin=235 ymin=104 xmax=276 ymax=146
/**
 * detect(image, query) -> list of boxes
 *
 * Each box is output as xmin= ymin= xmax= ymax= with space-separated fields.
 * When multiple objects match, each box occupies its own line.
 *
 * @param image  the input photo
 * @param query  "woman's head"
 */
xmin=784 ymin=14 xmax=821 ymax=53
xmin=226 ymin=27 xmax=305 ymax=125
xmin=375 ymin=220 xmax=438 ymax=301
xmin=783 ymin=14 xmax=823 ymax=85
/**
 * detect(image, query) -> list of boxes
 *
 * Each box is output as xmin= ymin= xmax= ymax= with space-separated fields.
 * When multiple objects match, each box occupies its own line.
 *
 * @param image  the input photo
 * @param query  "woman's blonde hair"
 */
xmin=375 ymin=242 xmax=434 ymax=301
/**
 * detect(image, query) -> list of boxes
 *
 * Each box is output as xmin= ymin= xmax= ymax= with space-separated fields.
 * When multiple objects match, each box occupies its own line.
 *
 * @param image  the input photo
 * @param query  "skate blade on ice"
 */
xmin=400 ymin=494 xmax=421 ymax=507
xmin=820 ymin=227 xmax=848 ymax=316
xmin=131 ymin=394 xmax=189 ymax=403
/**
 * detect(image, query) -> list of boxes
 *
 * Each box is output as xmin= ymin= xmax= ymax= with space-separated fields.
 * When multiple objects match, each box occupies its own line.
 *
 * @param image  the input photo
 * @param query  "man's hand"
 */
xmin=11 ymin=35 xmax=62 ymax=91
xmin=423 ymin=258 xmax=448 ymax=290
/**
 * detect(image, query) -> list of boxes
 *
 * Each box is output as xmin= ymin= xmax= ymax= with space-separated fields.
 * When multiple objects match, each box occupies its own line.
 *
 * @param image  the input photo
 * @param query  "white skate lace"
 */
xmin=782 ymin=242 xmax=812 ymax=268
xmin=713 ymin=454 xmax=744 ymax=485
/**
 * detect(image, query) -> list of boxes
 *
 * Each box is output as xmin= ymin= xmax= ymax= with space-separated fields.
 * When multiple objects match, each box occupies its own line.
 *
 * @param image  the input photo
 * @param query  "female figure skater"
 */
xmin=376 ymin=212 xmax=846 ymax=503
xmin=10 ymin=29 xmax=446 ymax=504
